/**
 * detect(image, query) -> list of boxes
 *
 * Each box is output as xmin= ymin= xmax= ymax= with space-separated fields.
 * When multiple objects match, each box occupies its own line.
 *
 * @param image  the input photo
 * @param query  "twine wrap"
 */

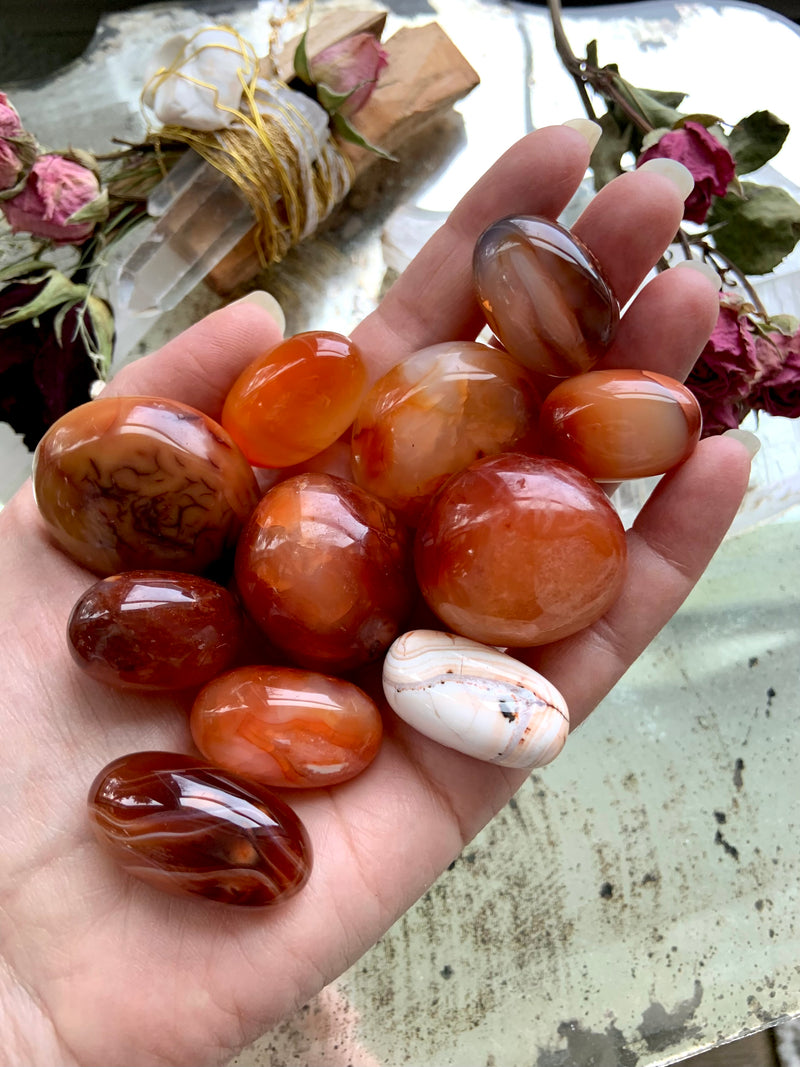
xmin=144 ymin=25 xmax=353 ymax=267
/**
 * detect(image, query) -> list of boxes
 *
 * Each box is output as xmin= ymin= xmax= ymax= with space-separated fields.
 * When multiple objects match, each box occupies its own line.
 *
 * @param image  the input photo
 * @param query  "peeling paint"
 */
xmin=536 ymin=1020 xmax=639 ymax=1067
xmin=638 ymin=980 xmax=703 ymax=1052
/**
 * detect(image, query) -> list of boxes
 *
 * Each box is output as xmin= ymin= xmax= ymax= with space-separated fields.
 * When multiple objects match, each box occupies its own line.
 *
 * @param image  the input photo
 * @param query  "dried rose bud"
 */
xmin=1 ymin=153 xmax=107 ymax=244
xmin=310 ymin=33 xmax=389 ymax=118
xmin=0 ymin=93 xmax=37 ymax=199
xmin=637 ymin=121 xmax=735 ymax=224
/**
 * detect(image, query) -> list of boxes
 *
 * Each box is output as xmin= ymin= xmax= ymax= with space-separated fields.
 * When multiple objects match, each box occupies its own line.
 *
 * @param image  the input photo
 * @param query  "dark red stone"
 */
xmin=68 ymin=571 xmax=243 ymax=690
xmin=88 ymin=751 xmax=312 ymax=907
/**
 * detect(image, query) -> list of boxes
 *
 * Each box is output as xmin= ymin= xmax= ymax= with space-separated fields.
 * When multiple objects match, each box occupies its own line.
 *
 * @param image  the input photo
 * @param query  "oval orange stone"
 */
xmin=414 ymin=453 xmax=627 ymax=647
xmin=350 ymin=341 xmax=542 ymax=525
xmin=539 ymin=369 xmax=702 ymax=481
xmin=222 ymin=330 xmax=367 ymax=467
xmin=190 ymin=665 xmax=383 ymax=788
xmin=235 ymin=473 xmax=413 ymax=671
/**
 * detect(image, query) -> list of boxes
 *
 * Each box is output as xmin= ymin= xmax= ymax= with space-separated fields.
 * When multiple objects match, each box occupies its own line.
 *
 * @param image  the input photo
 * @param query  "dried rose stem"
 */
xmin=547 ymin=0 xmax=772 ymax=319
xmin=547 ymin=0 xmax=653 ymax=133
xmin=694 ymin=238 xmax=770 ymax=317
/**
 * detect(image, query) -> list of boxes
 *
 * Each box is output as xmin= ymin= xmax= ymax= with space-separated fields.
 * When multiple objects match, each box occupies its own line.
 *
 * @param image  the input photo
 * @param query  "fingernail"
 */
xmin=561 ymin=117 xmax=602 ymax=152
xmin=723 ymin=428 xmax=761 ymax=458
xmin=230 ymin=290 xmax=286 ymax=335
xmin=638 ymin=158 xmax=695 ymax=201
xmin=673 ymin=259 xmax=722 ymax=291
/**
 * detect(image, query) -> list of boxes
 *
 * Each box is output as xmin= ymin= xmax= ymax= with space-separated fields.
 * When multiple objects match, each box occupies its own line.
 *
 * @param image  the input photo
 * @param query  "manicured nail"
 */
xmin=561 ymin=117 xmax=602 ymax=152
xmin=723 ymin=428 xmax=761 ymax=458
xmin=230 ymin=290 xmax=286 ymax=335
xmin=638 ymin=158 xmax=695 ymax=201
xmin=673 ymin=259 xmax=722 ymax=291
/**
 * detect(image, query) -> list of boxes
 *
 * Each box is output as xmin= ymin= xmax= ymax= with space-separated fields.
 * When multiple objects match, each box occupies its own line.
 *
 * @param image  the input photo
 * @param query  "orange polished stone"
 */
xmin=190 ymin=665 xmax=383 ymax=788
xmin=221 ymin=330 xmax=367 ymax=467
xmin=473 ymin=216 xmax=619 ymax=378
xmin=68 ymin=571 xmax=243 ymax=690
xmin=235 ymin=473 xmax=413 ymax=671
xmin=539 ymin=369 xmax=702 ymax=481
xmin=32 ymin=396 xmax=259 ymax=576
xmin=415 ymin=453 xmax=627 ymax=647
xmin=350 ymin=341 xmax=542 ymax=525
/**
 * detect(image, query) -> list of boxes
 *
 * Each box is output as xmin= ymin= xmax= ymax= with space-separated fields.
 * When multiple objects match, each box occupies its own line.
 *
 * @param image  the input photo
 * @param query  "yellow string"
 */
xmin=143 ymin=23 xmax=352 ymax=267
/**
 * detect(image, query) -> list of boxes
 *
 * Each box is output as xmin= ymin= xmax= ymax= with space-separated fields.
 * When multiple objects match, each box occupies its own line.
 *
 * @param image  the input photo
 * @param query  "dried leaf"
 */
xmin=728 ymin=110 xmax=790 ymax=175
xmin=709 ymin=182 xmax=800 ymax=275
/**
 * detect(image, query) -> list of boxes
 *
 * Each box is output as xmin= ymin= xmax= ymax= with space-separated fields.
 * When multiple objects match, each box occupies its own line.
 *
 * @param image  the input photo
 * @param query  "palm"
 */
xmin=0 ymin=127 xmax=751 ymax=1066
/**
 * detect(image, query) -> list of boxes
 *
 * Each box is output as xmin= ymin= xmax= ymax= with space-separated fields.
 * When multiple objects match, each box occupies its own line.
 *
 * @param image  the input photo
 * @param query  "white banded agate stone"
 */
xmin=382 ymin=630 xmax=569 ymax=769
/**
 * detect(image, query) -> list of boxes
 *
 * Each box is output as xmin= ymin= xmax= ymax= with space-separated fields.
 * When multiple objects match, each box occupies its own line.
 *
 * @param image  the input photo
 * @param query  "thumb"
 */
xmin=101 ymin=295 xmax=284 ymax=419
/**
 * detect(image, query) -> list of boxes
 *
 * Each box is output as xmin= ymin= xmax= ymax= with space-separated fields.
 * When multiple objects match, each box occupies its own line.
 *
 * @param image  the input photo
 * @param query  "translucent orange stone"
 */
xmin=88 ymin=751 xmax=312 ymax=907
xmin=473 ymin=215 xmax=619 ymax=378
xmin=68 ymin=571 xmax=243 ymax=690
xmin=414 ymin=453 xmax=627 ymax=647
xmin=221 ymin=330 xmax=367 ymax=467
xmin=539 ymin=369 xmax=702 ymax=481
xmin=190 ymin=665 xmax=383 ymax=788
xmin=235 ymin=473 xmax=413 ymax=671
xmin=350 ymin=341 xmax=542 ymax=525
xmin=32 ymin=396 xmax=259 ymax=576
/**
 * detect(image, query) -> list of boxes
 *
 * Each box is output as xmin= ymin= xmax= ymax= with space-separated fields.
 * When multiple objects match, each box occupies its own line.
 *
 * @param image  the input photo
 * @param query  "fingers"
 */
xmin=518 ymin=434 xmax=753 ymax=728
xmin=352 ymin=124 xmax=595 ymax=382
xmin=572 ymin=168 xmax=686 ymax=306
xmin=600 ymin=262 xmax=722 ymax=380
xmin=101 ymin=301 xmax=284 ymax=420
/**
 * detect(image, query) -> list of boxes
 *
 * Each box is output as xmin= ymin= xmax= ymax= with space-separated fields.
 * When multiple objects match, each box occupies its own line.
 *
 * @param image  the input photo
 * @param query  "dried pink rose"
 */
xmin=310 ymin=33 xmax=389 ymax=118
xmin=0 ymin=93 xmax=37 ymax=197
xmin=750 ymin=329 xmax=800 ymax=419
xmin=0 ymin=93 xmax=23 ymax=138
xmin=637 ymin=121 xmax=735 ymax=224
xmin=686 ymin=292 xmax=760 ymax=426
xmin=0 ymin=141 xmax=23 ymax=192
xmin=1 ymin=154 xmax=106 ymax=244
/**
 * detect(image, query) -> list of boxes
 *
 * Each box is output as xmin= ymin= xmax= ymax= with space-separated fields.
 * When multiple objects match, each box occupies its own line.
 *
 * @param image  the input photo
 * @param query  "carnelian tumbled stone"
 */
xmin=473 ymin=215 xmax=619 ymax=378
xmin=350 ymin=341 xmax=542 ymax=525
xmin=68 ymin=571 xmax=243 ymax=690
xmin=191 ymin=666 xmax=383 ymax=788
xmin=33 ymin=396 xmax=259 ymax=576
xmin=415 ymin=453 xmax=627 ymax=647
xmin=235 ymin=473 xmax=413 ymax=671
xmin=539 ymin=369 xmax=702 ymax=481
xmin=88 ymin=751 xmax=312 ymax=907
xmin=221 ymin=330 xmax=367 ymax=467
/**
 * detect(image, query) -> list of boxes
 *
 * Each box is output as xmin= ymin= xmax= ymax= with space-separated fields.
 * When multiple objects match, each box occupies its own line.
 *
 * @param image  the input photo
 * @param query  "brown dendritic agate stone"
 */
xmin=539 ymin=369 xmax=703 ymax=481
xmin=235 ymin=473 xmax=413 ymax=672
xmin=68 ymin=571 xmax=243 ymax=690
xmin=191 ymin=665 xmax=383 ymax=788
xmin=33 ymin=396 xmax=259 ymax=576
xmin=473 ymin=216 xmax=619 ymax=379
xmin=350 ymin=341 xmax=542 ymax=525
xmin=414 ymin=453 xmax=627 ymax=647
xmin=88 ymin=751 xmax=312 ymax=906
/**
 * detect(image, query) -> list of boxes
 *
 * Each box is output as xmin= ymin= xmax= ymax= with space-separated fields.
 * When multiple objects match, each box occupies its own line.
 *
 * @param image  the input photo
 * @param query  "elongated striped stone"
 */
xmin=87 ymin=752 xmax=312 ymax=906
